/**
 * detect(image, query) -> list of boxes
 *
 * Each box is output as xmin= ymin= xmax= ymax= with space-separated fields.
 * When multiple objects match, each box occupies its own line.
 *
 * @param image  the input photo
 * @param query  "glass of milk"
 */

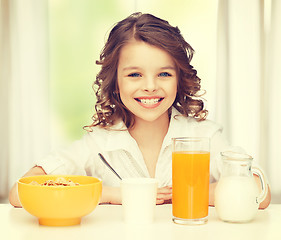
xmin=214 ymin=151 xmax=268 ymax=223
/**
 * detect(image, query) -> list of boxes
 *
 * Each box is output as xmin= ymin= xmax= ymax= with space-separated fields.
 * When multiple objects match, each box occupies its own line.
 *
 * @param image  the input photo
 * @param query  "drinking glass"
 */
xmin=172 ymin=137 xmax=210 ymax=225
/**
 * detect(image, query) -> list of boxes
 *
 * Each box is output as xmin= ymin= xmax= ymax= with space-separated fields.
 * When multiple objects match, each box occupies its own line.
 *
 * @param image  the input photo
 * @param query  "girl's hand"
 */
xmin=9 ymin=166 xmax=46 ymax=207
xmin=100 ymin=186 xmax=122 ymax=205
xmin=157 ymin=186 xmax=172 ymax=204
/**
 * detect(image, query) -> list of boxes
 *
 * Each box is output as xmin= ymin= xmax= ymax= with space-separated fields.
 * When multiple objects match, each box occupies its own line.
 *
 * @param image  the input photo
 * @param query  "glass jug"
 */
xmin=214 ymin=151 xmax=268 ymax=223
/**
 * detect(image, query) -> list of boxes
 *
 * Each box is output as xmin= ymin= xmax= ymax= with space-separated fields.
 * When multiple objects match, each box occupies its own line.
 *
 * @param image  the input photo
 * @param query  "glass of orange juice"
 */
xmin=172 ymin=137 xmax=210 ymax=225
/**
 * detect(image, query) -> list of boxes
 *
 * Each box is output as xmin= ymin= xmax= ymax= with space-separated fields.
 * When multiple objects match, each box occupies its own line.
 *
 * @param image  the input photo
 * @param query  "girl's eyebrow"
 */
xmin=160 ymin=66 xmax=176 ymax=70
xmin=122 ymin=66 xmax=176 ymax=71
xmin=122 ymin=66 xmax=141 ymax=71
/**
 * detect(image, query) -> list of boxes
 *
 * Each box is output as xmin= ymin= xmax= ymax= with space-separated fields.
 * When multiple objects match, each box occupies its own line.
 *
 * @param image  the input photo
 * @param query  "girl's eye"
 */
xmin=159 ymin=72 xmax=171 ymax=77
xmin=128 ymin=73 xmax=141 ymax=77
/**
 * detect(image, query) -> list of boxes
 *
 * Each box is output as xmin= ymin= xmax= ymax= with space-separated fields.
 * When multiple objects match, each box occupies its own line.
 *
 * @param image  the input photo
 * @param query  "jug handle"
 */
xmin=252 ymin=167 xmax=268 ymax=204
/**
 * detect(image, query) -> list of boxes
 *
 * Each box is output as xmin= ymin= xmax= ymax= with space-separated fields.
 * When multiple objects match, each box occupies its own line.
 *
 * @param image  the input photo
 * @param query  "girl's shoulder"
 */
xmin=85 ymin=124 xmax=123 ymax=140
xmin=86 ymin=118 xmax=126 ymax=135
xmin=187 ymin=117 xmax=223 ymax=131
xmin=171 ymin=108 xmax=223 ymax=132
xmin=83 ymin=121 xmax=131 ymax=151
xmin=170 ymin=112 xmax=223 ymax=138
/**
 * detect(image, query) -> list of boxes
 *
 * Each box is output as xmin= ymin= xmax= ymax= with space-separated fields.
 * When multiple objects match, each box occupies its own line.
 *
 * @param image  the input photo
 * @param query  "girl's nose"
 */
xmin=143 ymin=77 xmax=158 ymax=92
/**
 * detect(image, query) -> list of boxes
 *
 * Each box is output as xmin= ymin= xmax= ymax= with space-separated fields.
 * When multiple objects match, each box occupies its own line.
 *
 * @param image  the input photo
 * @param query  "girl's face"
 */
xmin=117 ymin=40 xmax=178 ymax=124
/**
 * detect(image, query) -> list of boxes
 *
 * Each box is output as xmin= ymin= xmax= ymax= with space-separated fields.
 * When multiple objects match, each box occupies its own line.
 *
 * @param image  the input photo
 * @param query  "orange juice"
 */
xmin=172 ymin=151 xmax=210 ymax=220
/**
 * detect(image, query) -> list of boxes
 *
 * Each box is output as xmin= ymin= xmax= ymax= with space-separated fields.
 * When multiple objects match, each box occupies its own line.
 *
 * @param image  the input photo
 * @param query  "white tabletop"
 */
xmin=1 ymin=204 xmax=280 ymax=240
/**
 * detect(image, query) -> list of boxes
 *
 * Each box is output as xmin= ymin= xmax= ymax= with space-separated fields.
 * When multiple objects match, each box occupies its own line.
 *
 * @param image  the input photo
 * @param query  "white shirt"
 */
xmin=36 ymin=108 xmax=234 ymax=187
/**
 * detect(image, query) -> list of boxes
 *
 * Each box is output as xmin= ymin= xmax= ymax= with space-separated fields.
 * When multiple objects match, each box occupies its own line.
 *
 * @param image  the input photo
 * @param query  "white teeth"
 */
xmin=139 ymin=98 xmax=160 ymax=104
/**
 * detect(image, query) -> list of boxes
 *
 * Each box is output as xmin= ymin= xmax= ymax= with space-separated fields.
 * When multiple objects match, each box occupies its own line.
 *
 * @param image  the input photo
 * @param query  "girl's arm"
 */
xmin=9 ymin=166 xmax=46 ymax=207
xmin=209 ymin=182 xmax=217 ymax=207
xmin=100 ymin=186 xmax=122 ymax=204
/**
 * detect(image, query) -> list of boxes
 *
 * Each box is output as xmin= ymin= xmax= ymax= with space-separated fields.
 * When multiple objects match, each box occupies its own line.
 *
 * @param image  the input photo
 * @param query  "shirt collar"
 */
xmin=104 ymin=107 xmax=186 ymax=152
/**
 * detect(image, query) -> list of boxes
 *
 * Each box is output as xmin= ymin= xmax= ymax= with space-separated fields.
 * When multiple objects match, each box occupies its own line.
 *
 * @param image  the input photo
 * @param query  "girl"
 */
xmin=9 ymin=12 xmax=271 ymax=207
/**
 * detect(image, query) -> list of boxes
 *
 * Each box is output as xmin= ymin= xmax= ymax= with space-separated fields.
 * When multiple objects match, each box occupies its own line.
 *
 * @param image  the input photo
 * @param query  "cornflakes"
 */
xmin=29 ymin=177 xmax=80 ymax=186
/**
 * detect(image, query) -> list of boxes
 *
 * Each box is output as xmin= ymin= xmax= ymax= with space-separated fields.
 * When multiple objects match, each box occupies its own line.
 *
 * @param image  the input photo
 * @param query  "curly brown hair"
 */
xmin=85 ymin=12 xmax=207 ymax=131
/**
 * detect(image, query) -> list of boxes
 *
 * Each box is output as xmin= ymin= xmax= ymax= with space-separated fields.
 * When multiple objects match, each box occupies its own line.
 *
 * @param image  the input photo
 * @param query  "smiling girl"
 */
xmin=9 ymin=12 xmax=271 ymax=208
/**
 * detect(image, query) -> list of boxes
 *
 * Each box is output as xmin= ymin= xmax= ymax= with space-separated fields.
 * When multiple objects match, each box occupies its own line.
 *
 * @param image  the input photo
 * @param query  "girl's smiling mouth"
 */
xmin=134 ymin=97 xmax=164 ymax=108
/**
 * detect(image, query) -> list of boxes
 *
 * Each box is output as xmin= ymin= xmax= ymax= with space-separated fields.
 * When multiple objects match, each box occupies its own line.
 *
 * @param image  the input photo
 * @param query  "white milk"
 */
xmin=215 ymin=176 xmax=259 ymax=222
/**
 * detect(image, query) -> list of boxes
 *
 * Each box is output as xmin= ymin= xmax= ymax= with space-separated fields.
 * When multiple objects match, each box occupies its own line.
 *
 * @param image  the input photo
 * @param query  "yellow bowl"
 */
xmin=18 ymin=175 xmax=102 ymax=226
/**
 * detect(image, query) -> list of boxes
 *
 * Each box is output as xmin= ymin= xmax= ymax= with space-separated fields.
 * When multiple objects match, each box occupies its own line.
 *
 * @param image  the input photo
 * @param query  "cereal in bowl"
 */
xmin=30 ymin=177 xmax=80 ymax=186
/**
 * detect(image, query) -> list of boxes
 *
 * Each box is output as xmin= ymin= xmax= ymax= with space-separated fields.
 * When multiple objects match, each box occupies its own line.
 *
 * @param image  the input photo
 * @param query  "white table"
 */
xmin=1 ymin=204 xmax=280 ymax=240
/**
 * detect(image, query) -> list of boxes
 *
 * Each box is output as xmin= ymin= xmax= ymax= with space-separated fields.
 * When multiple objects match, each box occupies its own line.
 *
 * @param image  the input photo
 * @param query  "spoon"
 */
xmin=98 ymin=153 xmax=122 ymax=180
